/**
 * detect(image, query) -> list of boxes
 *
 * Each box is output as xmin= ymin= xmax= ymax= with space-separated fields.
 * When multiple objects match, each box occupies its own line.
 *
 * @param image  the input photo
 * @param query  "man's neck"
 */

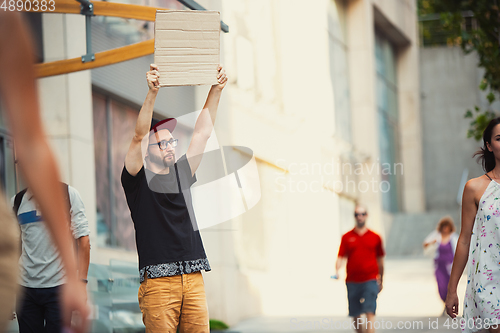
xmin=354 ymin=226 xmax=368 ymax=235
xmin=146 ymin=162 xmax=171 ymax=175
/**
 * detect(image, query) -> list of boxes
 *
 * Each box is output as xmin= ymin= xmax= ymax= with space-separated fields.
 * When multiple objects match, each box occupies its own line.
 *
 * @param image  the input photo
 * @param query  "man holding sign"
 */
xmin=121 ymin=63 xmax=227 ymax=333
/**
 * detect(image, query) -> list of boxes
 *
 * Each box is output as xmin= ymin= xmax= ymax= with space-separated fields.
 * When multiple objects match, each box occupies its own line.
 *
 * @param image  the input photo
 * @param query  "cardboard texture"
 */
xmin=154 ymin=10 xmax=220 ymax=87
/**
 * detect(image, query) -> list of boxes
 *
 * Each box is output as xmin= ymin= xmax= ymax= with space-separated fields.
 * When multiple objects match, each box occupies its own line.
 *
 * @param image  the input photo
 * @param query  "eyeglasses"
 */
xmin=149 ymin=139 xmax=178 ymax=151
xmin=354 ymin=212 xmax=367 ymax=217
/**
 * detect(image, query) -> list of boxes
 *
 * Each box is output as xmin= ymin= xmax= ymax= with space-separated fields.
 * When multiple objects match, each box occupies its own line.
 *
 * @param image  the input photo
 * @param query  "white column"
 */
xmin=396 ymin=11 xmax=425 ymax=213
xmin=346 ymin=0 xmax=384 ymax=232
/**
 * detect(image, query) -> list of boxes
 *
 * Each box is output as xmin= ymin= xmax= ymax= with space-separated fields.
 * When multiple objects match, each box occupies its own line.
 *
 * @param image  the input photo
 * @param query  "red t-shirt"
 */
xmin=338 ymin=228 xmax=385 ymax=283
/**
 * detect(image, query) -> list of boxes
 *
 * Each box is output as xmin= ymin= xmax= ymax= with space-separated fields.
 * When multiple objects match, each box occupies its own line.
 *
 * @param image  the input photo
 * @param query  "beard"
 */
xmin=147 ymin=152 xmax=175 ymax=169
xmin=356 ymin=221 xmax=366 ymax=229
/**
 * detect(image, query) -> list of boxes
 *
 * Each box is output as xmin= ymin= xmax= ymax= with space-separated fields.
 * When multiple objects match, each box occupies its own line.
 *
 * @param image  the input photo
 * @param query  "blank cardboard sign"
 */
xmin=154 ymin=10 xmax=220 ymax=87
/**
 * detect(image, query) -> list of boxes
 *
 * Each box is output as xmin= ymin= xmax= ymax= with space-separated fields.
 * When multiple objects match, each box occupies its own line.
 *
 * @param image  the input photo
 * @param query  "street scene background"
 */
xmin=2 ymin=0 xmax=500 ymax=332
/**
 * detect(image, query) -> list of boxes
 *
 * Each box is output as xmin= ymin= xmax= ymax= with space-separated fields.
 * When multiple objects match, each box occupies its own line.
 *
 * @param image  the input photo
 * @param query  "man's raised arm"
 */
xmin=124 ymin=64 xmax=160 ymax=176
xmin=186 ymin=65 xmax=227 ymax=176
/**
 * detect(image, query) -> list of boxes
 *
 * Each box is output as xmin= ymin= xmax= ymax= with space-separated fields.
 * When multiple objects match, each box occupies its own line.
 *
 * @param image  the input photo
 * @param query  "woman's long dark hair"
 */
xmin=474 ymin=117 xmax=500 ymax=172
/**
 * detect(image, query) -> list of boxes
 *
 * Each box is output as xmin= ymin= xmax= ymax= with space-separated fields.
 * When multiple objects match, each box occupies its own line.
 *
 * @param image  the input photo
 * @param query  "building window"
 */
xmin=94 ymin=92 xmax=147 ymax=250
xmin=23 ymin=13 xmax=43 ymax=64
xmin=329 ymin=0 xmax=352 ymax=143
xmin=375 ymin=32 xmax=400 ymax=212
xmin=0 ymin=105 xmax=19 ymax=200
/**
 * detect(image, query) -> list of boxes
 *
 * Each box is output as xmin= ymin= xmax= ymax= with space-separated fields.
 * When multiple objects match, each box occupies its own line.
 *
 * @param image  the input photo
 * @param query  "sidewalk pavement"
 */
xmin=230 ymin=257 xmax=469 ymax=333
xmin=5 ymin=258 xmax=469 ymax=333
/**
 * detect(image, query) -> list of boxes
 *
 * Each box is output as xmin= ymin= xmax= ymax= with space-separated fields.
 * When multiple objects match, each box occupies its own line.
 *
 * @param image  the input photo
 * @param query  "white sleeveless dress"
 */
xmin=463 ymin=179 xmax=500 ymax=332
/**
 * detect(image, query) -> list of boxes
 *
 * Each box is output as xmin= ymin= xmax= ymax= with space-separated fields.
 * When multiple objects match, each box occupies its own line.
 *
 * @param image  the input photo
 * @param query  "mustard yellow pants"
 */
xmin=138 ymin=271 xmax=209 ymax=333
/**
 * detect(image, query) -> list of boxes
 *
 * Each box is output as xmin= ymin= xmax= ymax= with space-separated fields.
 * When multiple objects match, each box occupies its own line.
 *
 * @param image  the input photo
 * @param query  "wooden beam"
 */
xmin=51 ymin=0 xmax=81 ymax=14
xmin=26 ymin=1 xmax=227 ymax=76
xmin=30 ymin=1 xmax=167 ymax=21
xmin=93 ymin=2 xmax=166 ymax=21
xmin=35 ymin=39 xmax=154 ymax=78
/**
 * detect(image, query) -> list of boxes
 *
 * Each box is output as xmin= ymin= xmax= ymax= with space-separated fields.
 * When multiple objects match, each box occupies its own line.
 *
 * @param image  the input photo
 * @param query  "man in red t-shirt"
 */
xmin=335 ymin=204 xmax=385 ymax=333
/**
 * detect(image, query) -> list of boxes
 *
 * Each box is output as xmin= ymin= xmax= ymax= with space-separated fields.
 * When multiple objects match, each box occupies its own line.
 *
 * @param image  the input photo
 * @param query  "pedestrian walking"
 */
xmin=336 ymin=204 xmax=385 ymax=333
xmin=446 ymin=117 xmax=500 ymax=333
xmin=0 ymin=12 xmax=88 ymax=333
xmin=13 ymin=184 xmax=90 ymax=333
xmin=423 ymin=216 xmax=458 ymax=311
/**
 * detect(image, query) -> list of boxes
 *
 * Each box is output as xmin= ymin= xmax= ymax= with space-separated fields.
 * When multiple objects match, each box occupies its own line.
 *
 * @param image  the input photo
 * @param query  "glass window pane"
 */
xmin=93 ymin=93 xmax=112 ymax=248
xmin=110 ymin=100 xmax=138 ymax=251
xmin=383 ymin=41 xmax=397 ymax=86
xmin=375 ymin=33 xmax=400 ymax=212
xmin=4 ymin=138 xmax=17 ymax=198
xmin=376 ymin=75 xmax=387 ymax=112
xmin=329 ymin=0 xmax=351 ymax=143
xmin=387 ymin=87 xmax=398 ymax=119
xmin=0 ymin=104 xmax=6 ymax=129
xmin=331 ymin=42 xmax=351 ymax=142
xmin=375 ymin=35 xmax=385 ymax=75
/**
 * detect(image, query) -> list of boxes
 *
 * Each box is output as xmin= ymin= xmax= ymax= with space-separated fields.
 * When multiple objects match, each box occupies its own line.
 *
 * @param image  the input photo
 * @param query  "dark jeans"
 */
xmin=17 ymin=285 xmax=62 ymax=333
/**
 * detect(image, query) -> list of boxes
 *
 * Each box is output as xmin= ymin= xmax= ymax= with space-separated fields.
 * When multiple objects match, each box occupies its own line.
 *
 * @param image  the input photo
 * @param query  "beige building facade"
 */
xmin=203 ymin=0 xmax=423 ymax=322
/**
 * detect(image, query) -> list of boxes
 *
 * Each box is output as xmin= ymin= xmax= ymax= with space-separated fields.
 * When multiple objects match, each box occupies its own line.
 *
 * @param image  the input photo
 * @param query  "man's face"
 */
xmin=354 ymin=207 xmax=367 ymax=228
xmin=147 ymin=129 xmax=176 ymax=168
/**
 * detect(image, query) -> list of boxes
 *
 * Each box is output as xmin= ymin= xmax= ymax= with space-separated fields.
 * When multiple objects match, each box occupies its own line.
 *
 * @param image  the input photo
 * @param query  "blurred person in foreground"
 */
xmin=336 ymin=205 xmax=385 ymax=333
xmin=0 ymin=12 xmax=89 ymax=333
xmin=423 ymin=216 xmax=458 ymax=312
xmin=446 ymin=118 xmax=500 ymax=333
xmin=12 ymin=183 xmax=90 ymax=333
xmin=121 ymin=64 xmax=227 ymax=332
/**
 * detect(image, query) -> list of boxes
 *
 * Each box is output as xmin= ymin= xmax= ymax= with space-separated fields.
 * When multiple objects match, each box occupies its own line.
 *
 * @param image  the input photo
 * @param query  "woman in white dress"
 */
xmin=446 ymin=118 xmax=500 ymax=333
